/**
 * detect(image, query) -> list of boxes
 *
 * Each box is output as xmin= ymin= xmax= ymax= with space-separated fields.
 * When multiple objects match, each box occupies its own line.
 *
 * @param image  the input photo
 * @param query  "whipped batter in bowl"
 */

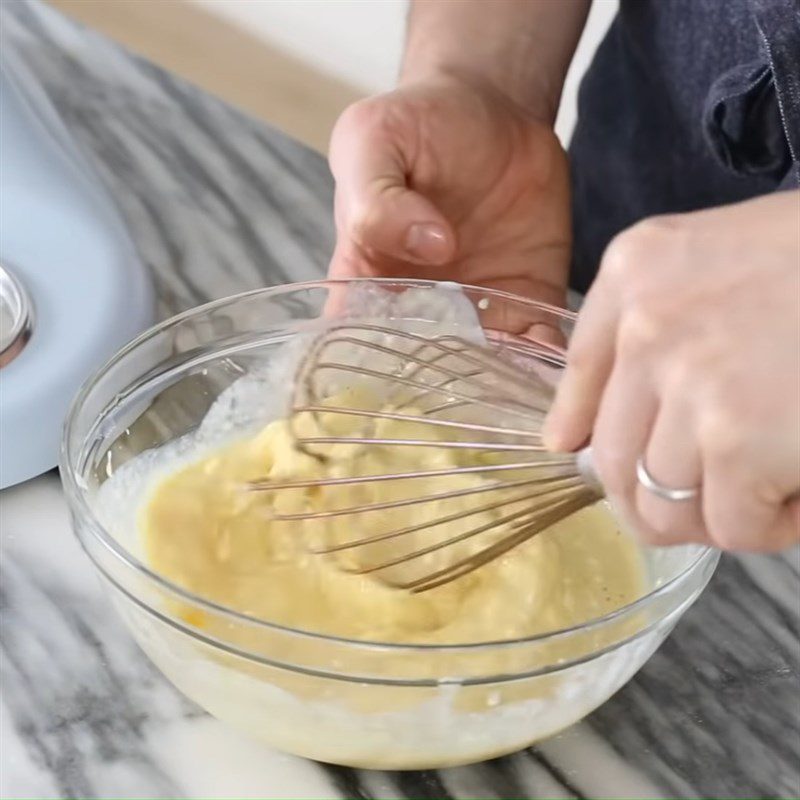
xmin=142 ymin=384 xmax=645 ymax=646
xmin=62 ymin=279 xmax=719 ymax=768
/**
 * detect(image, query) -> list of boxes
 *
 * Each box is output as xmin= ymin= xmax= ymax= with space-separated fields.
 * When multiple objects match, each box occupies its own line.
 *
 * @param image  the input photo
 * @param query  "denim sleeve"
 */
xmin=568 ymin=0 xmax=800 ymax=293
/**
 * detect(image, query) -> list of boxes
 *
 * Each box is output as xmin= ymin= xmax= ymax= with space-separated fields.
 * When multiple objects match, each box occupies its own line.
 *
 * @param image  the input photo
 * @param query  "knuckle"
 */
xmin=349 ymin=203 xmax=384 ymax=249
xmin=349 ymin=212 xmax=371 ymax=246
xmin=707 ymin=377 xmax=760 ymax=424
xmin=637 ymin=492 xmax=702 ymax=540
xmin=629 ymin=216 xmax=688 ymax=256
xmin=634 ymin=525 xmax=668 ymax=546
xmin=337 ymin=97 xmax=383 ymax=132
xmin=700 ymin=408 xmax=747 ymax=463
xmin=661 ymin=357 xmax=693 ymax=395
xmin=638 ymin=500 xmax=676 ymax=537
xmin=601 ymin=230 xmax=643 ymax=284
xmin=591 ymin=444 xmax=634 ymax=495
xmin=617 ymin=307 xmax=664 ymax=357
xmin=332 ymin=95 xmax=408 ymax=156
xmin=620 ymin=501 xmax=673 ymax=545
xmin=703 ymin=482 xmax=778 ymax=551
xmin=564 ymin=337 xmax=594 ymax=371
xmin=710 ymin=510 xmax=791 ymax=551
xmin=706 ymin=514 xmax=752 ymax=551
xmin=660 ymin=350 xmax=710 ymax=395
xmin=635 ymin=213 xmax=684 ymax=238
xmin=331 ymin=100 xmax=372 ymax=152
xmin=601 ymin=214 xmax=685 ymax=286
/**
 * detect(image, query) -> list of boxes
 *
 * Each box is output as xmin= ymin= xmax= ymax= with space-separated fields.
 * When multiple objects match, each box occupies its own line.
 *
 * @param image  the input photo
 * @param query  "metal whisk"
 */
xmin=250 ymin=323 xmax=602 ymax=592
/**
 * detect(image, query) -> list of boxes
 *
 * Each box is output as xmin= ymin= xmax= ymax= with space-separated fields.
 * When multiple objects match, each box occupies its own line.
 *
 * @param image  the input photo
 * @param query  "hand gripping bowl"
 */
xmin=61 ymin=279 xmax=719 ymax=769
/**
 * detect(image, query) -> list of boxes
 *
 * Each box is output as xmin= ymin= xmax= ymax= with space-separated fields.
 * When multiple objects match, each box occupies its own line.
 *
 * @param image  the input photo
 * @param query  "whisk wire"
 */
xmin=253 ymin=322 xmax=599 ymax=592
xmin=336 ymin=485 xmax=586 ymax=576
xmin=399 ymin=492 xmax=595 ymax=592
xmin=288 ymin=405 xmax=544 ymax=439
xmin=251 ymin=459 xmax=577 ymax=496
xmin=308 ymin=483 xmax=578 ymax=555
xmin=297 ymin=324 xmax=554 ymax=411
xmin=258 ymin=475 xmax=528 ymax=520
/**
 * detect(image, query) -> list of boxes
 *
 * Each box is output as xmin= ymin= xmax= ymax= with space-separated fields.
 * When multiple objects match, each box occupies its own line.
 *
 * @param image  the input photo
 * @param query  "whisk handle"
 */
xmin=576 ymin=447 xmax=603 ymax=496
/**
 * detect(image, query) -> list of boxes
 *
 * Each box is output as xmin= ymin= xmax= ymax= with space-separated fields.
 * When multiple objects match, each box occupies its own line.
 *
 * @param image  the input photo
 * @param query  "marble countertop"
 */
xmin=1 ymin=2 xmax=799 ymax=798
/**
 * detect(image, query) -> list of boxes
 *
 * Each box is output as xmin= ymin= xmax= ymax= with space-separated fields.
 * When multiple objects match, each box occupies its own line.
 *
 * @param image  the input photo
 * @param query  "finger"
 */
xmin=780 ymin=497 xmax=800 ymax=547
xmin=330 ymin=116 xmax=455 ymax=266
xmin=322 ymin=244 xmax=362 ymax=321
xmin=703 ymin=461 xmax=800 ymax=552
xmin=635 ymin=397 xmax=706 ymax=543
xmin=526 ymin=322 xmax=567 ymax=348
xmin=469 ymin=272 xmax=568 ymax=345
xmin=590 ymin=360 xmax=658 ymax=528
xmin=765 ymin=498 xmax=800 ymax=550
xmin=543 ymin=279 xmax=620 ymax=452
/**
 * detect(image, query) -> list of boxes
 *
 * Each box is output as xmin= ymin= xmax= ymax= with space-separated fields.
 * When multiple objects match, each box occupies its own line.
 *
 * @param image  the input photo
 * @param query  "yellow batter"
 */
xmin=142 ymin=387 xmax=645 ymax=646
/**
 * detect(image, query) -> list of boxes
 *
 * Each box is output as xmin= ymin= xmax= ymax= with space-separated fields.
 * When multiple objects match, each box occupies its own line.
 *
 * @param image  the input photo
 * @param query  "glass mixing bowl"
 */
xmin=61 ymin=279 xmax=719 ymax=769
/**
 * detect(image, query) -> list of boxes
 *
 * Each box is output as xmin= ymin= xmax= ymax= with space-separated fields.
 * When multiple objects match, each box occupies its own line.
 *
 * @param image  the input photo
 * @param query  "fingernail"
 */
xmin=404 ymin=223 xmax=450 ymax=265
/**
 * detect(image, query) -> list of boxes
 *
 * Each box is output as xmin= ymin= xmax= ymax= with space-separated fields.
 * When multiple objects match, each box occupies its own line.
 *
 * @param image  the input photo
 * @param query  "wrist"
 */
xmin=399 ymin=0 xmax=591 ymax=126
xmin=398 ymin=42 xmax=561 ymax=127
xmin=399 ymin=57 xmax=558 ymax=124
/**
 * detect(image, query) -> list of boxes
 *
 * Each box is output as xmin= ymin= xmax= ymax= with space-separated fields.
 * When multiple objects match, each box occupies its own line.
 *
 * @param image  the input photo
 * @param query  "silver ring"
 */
xmin=636 ymin=457 xmax=699 ymax=502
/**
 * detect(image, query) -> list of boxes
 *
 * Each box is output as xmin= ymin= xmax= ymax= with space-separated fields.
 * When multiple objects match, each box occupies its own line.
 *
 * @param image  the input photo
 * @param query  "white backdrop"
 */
xmin=193 ymin=0 xmax=618 ymax=144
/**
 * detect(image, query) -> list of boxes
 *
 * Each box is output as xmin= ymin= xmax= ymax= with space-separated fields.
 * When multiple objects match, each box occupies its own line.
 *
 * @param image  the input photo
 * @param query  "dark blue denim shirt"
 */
xmin=569 ymin=0 xmax=800 ymax=292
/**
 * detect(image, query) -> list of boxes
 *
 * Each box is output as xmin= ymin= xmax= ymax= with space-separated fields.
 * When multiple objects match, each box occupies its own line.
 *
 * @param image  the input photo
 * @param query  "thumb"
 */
xmin=772 ymin=495 xmax=800 ymax=550
xmin=330 ymin=107 xmax=456 ymax=266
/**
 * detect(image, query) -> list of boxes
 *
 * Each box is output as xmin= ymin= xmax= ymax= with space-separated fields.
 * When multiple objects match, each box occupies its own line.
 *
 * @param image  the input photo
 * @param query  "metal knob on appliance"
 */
xmin=0 ymin=263 xmax=33 ymax=369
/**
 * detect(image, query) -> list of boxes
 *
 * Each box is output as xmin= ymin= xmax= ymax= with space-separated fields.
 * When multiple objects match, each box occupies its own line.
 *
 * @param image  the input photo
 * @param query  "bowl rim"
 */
xmin=60 ymin=277 xmax=717 ymax=654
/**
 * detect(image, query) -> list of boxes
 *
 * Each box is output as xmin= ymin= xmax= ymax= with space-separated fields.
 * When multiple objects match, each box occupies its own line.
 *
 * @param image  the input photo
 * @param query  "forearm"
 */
xmin=401 ymin=0 xmax=591 ymax=123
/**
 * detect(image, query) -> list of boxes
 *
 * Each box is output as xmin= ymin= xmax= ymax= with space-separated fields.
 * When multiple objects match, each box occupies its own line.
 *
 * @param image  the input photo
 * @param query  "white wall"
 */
xmin=194 ymin=0 xmax=617 ymax=143
xmin=195 ymin=0 xmax=407 ymax=93
xmin=558 ymin=0 xmax=617 ymax=142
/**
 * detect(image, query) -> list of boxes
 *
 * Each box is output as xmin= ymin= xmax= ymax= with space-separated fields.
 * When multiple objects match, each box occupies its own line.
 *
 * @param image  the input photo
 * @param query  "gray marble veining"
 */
xmin=1 ymin=2 xmax=798 ymax=798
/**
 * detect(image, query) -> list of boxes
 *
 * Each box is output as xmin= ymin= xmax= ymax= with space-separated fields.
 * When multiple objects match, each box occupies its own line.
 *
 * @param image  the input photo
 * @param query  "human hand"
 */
xmin=327 ymin=76 xmax=571 ymax=327
xmin=544 ymin=191 xmax=800 ymax=551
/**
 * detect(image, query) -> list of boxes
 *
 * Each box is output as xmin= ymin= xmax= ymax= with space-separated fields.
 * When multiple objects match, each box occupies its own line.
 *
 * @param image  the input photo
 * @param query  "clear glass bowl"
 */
xmin=61 ymin=279 xmax=719 ymax=769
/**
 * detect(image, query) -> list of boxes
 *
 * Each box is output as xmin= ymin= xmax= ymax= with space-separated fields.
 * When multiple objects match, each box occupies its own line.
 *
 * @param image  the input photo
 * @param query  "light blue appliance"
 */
xmin=0 ymin=50 xmax=155 ymax=489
